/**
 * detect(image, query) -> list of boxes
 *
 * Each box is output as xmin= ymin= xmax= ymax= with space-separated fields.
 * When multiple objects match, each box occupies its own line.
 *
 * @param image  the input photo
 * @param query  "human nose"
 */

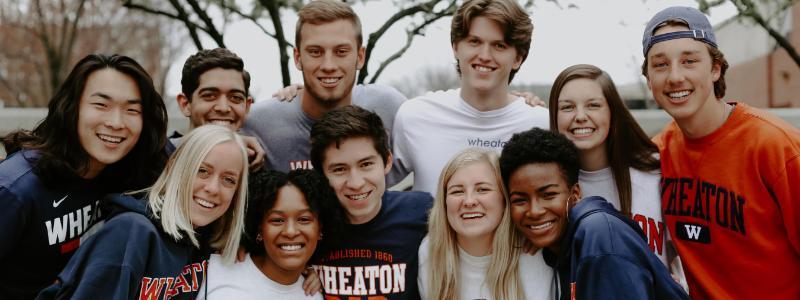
xmin=526 ymin=199 xmax=545 ymax=218
xmin=203 ymin=178 xmax=220 ymax=195
xmin=213 ymin=96 xmax=232 ymax=113
xmin=463 ymin=190 xmax=479 ymax=208
xmin=478 ymin=44 xmax=492 ymax=61
xmin=283 ymin=219 xmax=300 ymax=237
xmin=667 ymin=62 xmax=685 ymax=85
xmin=574 ymin=106 xmax=588 ymax=122
xmin=320 ymin=52 xmax=336 ymax=72
xmin=344 ymin=170 xmax=365 ymax=190
xmin=104 ymin=108 xmax=125 ymax=130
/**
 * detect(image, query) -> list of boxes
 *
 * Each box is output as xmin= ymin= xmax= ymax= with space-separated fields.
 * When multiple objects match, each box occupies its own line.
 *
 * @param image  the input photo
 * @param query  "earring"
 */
xmin=319 ymin=233 xmax=324 ymax=240
xmin=256 ymin=234 xmax=263 ymax=241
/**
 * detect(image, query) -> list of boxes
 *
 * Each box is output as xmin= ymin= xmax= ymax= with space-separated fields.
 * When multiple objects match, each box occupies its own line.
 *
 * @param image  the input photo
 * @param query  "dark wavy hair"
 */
xmin=180 ymin=48 xmax=251 ymax=101
xmin=499 ymin=128 xmax=581 ymax=189
xmin=243 ymin=168 xmax=345 ymax=257
xmin=310 ymin=105 xmax=390 ymax=171
xmin=2 ymin=54 xmax=168 ymax=191
xmin=549 ymin=64 xmax=660 ymax=215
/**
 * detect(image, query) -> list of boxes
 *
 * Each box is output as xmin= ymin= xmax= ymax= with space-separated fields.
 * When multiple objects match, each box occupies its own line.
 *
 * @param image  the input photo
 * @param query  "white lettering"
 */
xmin=378 ymin=265 xmax=392 ymax=293
xmin=352 ymin=267 xmax=367 ymax=296
xmin=68 ymin=210 xmax=82 ymax=238
xmin=45 ymin=216 xmax=69 ymax=245
xmin=685 ymin=225 xmax=702 ymax=240
xmin=392 ymin=264 xmax=406 ymax=293
xmin=364 ymin=266 xmax=380 ymax=295
xmin=323 ymin=266 xmax=338 ymax=294
xmin=337 ymin=267 xmax=352 ymax=295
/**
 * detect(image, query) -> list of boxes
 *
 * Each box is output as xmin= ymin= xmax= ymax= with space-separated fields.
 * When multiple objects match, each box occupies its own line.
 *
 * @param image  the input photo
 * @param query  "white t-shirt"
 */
xmin=579 ymin=167 xmax=668 ymax=265
xmin=393 ymin=89 xmax=549 ymax=196
xmin=417 ymin=237 xmax=554 ymax=300
xmin=199 ymin=254 xmax=322 ymax=300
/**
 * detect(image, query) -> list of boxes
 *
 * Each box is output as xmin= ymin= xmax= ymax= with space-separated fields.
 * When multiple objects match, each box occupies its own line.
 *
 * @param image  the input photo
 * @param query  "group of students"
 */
xmin=1 ymin=0 xmax=798 ymax=299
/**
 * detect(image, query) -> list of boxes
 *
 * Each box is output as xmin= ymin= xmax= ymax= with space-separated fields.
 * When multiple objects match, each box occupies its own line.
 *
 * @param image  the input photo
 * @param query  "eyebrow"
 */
xmin=536 ymin=184 xmax=559 ymax=193
xmin=197 ymin=87 xmax=246 ymax=95
xmin=267 ymin=209 xmax=314 ymax=215
xmin=91 ymin=92 xmax=141 ymax=104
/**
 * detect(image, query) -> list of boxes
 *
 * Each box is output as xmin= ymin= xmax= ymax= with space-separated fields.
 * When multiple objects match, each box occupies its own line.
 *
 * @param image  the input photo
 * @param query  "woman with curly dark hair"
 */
xmin=200 ymin=168 xmax=343 ymax=299
xmin=500 ymin=128 xmax=686 ymax=300
xmin=0 ymin=53 xmax=168 ymax=299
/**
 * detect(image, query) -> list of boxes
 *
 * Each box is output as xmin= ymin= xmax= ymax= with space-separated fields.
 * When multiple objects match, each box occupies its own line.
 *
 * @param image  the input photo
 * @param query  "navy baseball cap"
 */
xmin=642 ymin=6 xmax=718 ymax=56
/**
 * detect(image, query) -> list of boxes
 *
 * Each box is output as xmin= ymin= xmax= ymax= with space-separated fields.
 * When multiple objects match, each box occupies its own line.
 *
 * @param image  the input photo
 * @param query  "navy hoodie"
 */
xmin=0 ymin=150 xmax=105 ymax=299
xmin=542 ymin=196 xmax=687 ymax=300
xmin=37 ymin=193 xmax=212 ymax=300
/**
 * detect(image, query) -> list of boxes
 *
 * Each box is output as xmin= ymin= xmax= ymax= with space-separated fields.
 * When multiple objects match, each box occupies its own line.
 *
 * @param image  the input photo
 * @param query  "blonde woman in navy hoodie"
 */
xmin=499 ymin=128 xmax=686 ymax=300
xmin=39 ymin=125 xmax=248 ymax=299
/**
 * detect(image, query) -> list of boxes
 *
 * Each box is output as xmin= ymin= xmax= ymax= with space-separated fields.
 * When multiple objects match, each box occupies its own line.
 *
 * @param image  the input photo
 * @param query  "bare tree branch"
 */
xmin=185 ymin=0 xmax=226 ymax=47
xmin=257 ymin=0 xmax=292 ymax=86
xmin=368 ymin=4 xmax=454 ymax=83
xmin=729 ymin=0 xmax=800 ymax=68
xmin=359 ymin=0 xmax=455 ymax=83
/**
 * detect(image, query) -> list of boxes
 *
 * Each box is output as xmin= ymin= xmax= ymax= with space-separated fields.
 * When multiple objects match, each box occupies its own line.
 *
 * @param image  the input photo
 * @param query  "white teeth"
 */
xmin=528 ymin=221 xmax=553 ymax=230
xmin=348 ymin=192 xmax=369 ymax=201
xmin=98 ymin=134 xmax=123 ymax=143
xmin=475 ymin=65 xmax=492 ymax=72
xmin=280 ymin=244 xmax=303 ymax=251
xmin=195 ymin=198 xmax=216 ymax=208
xmin=462 ymin=213 xmax=484 ymax=219
xmin=572 ymin=128 xmax=594 ymax=135
xmin=210 ymin=120 xmax=232 ymax=126
xmin=668 ymin=90 xmax=690 ymax=98
xmin=320 ymin=78 xmax=340 ymax=84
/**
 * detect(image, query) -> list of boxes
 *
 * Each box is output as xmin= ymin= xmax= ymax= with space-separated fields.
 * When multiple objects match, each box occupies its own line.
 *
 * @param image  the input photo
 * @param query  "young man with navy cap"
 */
xmin=642 ymin=6 xmax=800 ymax=299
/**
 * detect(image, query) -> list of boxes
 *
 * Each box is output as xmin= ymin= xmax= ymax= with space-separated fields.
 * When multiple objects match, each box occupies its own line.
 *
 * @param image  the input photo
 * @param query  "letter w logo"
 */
xmin=684 ymin=225 xmax=702 ymax=239
xmin=675 ymin=222 xmax=710 ymax=243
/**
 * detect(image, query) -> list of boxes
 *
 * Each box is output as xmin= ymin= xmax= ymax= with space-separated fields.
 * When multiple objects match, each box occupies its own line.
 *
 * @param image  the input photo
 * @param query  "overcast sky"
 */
xmin=164 ymin=0 xmax=737 ymax=101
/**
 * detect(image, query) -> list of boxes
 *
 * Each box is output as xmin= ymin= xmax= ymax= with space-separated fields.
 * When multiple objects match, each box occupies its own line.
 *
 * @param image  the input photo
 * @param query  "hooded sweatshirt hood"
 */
xmin=543 ymin=196 xmax=687 ymax=300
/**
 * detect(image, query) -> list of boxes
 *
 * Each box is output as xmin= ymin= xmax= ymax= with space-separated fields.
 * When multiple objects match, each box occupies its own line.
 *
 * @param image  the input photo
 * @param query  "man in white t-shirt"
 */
xmin=392 ymin=0 xmax=549 ymax=195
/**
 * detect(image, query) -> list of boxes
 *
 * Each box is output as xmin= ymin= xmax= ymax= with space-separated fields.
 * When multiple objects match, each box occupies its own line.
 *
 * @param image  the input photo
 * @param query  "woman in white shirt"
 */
xmin=418 ymin=148 xmax=553 ymax=300
xmin=201 ymin=169 xmax=340 ymax=299
xmin=548 ymin=64 xmax=682 ymax=274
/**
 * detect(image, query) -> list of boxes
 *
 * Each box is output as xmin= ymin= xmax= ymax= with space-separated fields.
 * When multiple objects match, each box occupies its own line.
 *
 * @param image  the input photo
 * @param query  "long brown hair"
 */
xmin=548 ymin=64 xmax=659 ymax=215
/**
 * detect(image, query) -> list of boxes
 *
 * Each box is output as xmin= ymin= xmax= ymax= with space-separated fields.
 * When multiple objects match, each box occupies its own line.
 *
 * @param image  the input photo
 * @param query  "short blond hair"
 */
xmin=295 ymin=0 xmax=362 ymax=47
xmin=147 ymin=125 xmax=248 ymax=264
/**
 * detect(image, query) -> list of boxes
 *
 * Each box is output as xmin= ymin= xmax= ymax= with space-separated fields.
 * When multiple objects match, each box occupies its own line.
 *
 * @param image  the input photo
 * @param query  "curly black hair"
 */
xmin=499 ymin=128 xmax=581 ymax=188
xmin=243 ymin=168 xmax=344 ymax=256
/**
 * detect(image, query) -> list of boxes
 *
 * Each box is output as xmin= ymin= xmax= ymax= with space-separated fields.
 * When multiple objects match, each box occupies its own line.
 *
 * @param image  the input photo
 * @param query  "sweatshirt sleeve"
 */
xmin=773 ymin=154 xmax=800 ymax=255
xmin=387 ymin=103 xmax=413 ymax=187
xmin=36 ymin=213 xmax=151 ymax=300
xmin=574 ymin=255 xmax=655 ymax=300
xmin=0 ymin=187 xmax=27 ymax=260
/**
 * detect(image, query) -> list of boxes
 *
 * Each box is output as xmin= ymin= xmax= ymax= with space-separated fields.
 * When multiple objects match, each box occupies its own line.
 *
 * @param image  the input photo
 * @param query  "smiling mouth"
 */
xmin=279 ymin=243 xmax=305 ymax=251
xmin=527 ymin=221 xmax=554 ymax=231
xmin=461 ymin=212 xmax=485 ymax=220
xmin=319 ymin=77 xmax=342 ymax=86
xmin=571 ymin=128 xmax=595 ymax=136
xmin=472 ymin=64 xmax=496 ymax=73
xmin=347 ymin=191 xmax=370 ymax=201
xmin=208 ymin=119 xmax=233 ymax=126
xmin=666 ymin=90 xmax=692 ymax=102
xmin=195 ymin=198 xmax=218 ymax=209
xmin=97 ymin=134 xmax=125 ymax=144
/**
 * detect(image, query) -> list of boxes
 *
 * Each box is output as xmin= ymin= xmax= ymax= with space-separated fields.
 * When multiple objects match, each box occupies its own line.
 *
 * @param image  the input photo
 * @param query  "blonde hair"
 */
xmin=426 ymin=148 xmax=525 ymax=300
xmin=147 ymin=125 xmax=248 ymax=264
